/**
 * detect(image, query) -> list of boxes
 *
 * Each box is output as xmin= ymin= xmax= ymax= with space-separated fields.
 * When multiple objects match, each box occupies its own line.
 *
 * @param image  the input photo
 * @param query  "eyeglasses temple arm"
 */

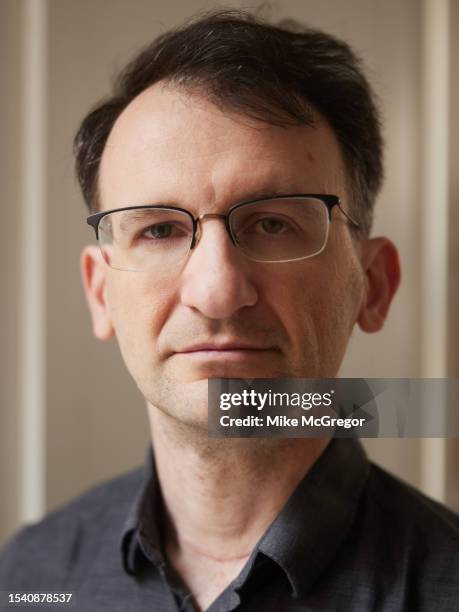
xmin=337 ymin=203 xmax=360 ymax=230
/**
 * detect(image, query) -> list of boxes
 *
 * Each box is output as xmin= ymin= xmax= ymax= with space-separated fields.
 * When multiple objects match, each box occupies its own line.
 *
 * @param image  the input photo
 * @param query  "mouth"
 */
xmin=173 ymin=342 xmax=277 ymax=366
xmin=179 ymin=342 xmax=273 ymax=353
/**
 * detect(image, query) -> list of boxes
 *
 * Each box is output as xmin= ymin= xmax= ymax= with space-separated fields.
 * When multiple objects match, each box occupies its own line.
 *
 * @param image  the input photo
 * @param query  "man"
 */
xmin=1 ymin=9 xmax=458 ymax=612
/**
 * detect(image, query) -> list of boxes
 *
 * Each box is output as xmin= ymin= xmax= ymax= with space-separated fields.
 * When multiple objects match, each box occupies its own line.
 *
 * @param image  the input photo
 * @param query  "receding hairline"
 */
xmin=95 ymin=80 xmax=352 ymax=215
xmin=74 ymin=9 xmax=383 ymax=235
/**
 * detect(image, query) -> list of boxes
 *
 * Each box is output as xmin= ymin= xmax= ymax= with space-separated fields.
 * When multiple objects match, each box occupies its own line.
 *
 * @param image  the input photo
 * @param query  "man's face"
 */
xmin=89 ymin=83 xmax=368 ymax=427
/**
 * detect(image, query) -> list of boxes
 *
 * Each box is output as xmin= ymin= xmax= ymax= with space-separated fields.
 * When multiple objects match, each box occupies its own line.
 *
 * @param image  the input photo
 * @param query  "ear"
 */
xmin=357 ymin=237 xmax=401 ymax=333
xmin=80 ymin=245 xmax=115 ymax=341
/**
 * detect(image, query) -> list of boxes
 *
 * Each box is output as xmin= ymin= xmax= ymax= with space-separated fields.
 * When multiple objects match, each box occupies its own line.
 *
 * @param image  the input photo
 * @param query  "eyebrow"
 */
xmin=234 ymin=183 xmax=305 ymax=202
xmin=114 ymin=184 xmax=306 ymax=229
xmin=118 ymin=210 xmax=160 ymax=233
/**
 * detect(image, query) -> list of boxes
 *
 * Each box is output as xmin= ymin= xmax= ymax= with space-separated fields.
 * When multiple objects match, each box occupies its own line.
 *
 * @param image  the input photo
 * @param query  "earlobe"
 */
xmin=357 ymin=237 xmax=401 ymax=333
xmin=81 ymin=245 xmax=115 ymax=341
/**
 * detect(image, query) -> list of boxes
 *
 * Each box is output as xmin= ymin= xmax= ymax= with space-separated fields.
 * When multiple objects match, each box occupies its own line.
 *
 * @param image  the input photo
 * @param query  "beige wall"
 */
xmin=447 ymin=0 xmax=459 ymax=510
xmin=1 ymin=0 xmax=457 ymax=546
xmin=0 ymin=0 xmax=21 ymax=546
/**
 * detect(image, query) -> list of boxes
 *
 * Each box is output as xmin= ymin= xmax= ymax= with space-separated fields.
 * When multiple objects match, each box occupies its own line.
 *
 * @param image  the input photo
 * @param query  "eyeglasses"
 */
xmin=86 ymin=194 xmax=360 ymax=272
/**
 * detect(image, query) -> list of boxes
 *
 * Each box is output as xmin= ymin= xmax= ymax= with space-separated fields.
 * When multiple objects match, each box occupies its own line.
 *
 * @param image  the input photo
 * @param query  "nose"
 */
xmin=179 ymin=218 xmax=258 ymax=319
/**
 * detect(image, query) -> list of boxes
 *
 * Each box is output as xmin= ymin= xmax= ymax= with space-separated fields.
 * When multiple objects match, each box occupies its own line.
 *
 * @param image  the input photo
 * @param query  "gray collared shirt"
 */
xmin=1 ymin=438 xmax=458 ymax=611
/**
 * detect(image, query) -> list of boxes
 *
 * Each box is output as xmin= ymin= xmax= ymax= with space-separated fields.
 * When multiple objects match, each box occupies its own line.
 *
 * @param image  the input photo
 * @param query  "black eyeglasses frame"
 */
xmin=86 ymin=194 xmax=360 ymax=251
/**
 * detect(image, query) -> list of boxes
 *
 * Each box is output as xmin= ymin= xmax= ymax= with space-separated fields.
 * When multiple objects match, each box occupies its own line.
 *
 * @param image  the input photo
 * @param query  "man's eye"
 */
xmin=256 ymin=217 xmax=291 ymax=234
xmin=143 ymin=223 xmax=179 ymax=239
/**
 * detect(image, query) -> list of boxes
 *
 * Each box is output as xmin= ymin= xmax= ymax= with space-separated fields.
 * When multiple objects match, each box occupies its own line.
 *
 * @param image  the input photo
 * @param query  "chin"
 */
xmin=148 ymin=378 xmax=209 ymax=427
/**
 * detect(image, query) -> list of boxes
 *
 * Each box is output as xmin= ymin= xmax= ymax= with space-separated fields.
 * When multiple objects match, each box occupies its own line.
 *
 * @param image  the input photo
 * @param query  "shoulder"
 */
xmin=328 ymin=461 xmax=459 ymax=609
xmin=0 ymin=465 xmax=145 ymax=590
xmin=360 ymin=462 xmax=459 ymax=596
xmin=365 ymin=462 xmax=459 ymax=540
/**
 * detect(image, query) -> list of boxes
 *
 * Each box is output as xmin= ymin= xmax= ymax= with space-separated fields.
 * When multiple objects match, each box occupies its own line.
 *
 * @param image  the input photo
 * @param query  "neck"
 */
xmin=148 ymin=406 xmax=330 ymax=562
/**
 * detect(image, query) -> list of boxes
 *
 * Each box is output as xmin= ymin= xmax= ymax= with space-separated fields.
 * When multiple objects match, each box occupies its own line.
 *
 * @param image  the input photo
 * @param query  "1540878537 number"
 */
xmin=5 ymin=592 xmax=73 ymax=605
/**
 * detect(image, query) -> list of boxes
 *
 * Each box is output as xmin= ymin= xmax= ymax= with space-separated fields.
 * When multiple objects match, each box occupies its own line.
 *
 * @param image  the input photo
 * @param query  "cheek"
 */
xmin=256 ymin=266 xmax=327 ymax=365
xmin=105 ymin=273 xmax=175 ymax=359
xmin=264 ymin=252 xmax=363 ymax=346
xmin=314 ymin=256 xmax=364 ymax=349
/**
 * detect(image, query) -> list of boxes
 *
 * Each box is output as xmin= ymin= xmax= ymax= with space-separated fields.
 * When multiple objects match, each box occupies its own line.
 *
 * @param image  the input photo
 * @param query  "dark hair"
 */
xmin=74 ymin=9 xmax=383 ymax=235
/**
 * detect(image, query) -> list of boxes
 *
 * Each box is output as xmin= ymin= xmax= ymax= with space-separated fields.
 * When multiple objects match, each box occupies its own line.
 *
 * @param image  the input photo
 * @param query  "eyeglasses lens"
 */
xmin=96 ymin=198 xmax=329 ymax=270
xmin=97 ymin=208 xmax=194 ymax=271
xmin=229 ymin=197 xmax=329 ymax=262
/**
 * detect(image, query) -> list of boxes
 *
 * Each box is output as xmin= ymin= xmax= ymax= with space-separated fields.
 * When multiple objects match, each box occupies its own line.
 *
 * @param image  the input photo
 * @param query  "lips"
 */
xmin=178 ymin=342 xmax=272 ymax=353
xmin=169 ymin=340 xmax=279 ymax=379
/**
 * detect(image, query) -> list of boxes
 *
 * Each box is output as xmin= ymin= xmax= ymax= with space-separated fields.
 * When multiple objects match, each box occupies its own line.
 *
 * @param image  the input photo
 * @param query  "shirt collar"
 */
xmin=257 ymin=437 xmax=370 ymax=598
xmin=120 ymin=438 xmax=370 ymax=598
xmin=120 ymin=446 xmax=164 ymax=575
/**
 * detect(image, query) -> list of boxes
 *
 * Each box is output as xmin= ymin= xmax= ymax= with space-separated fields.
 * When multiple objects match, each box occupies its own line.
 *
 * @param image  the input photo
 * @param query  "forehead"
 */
xmin=98 ymin=83 xmax=346 ymax=211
